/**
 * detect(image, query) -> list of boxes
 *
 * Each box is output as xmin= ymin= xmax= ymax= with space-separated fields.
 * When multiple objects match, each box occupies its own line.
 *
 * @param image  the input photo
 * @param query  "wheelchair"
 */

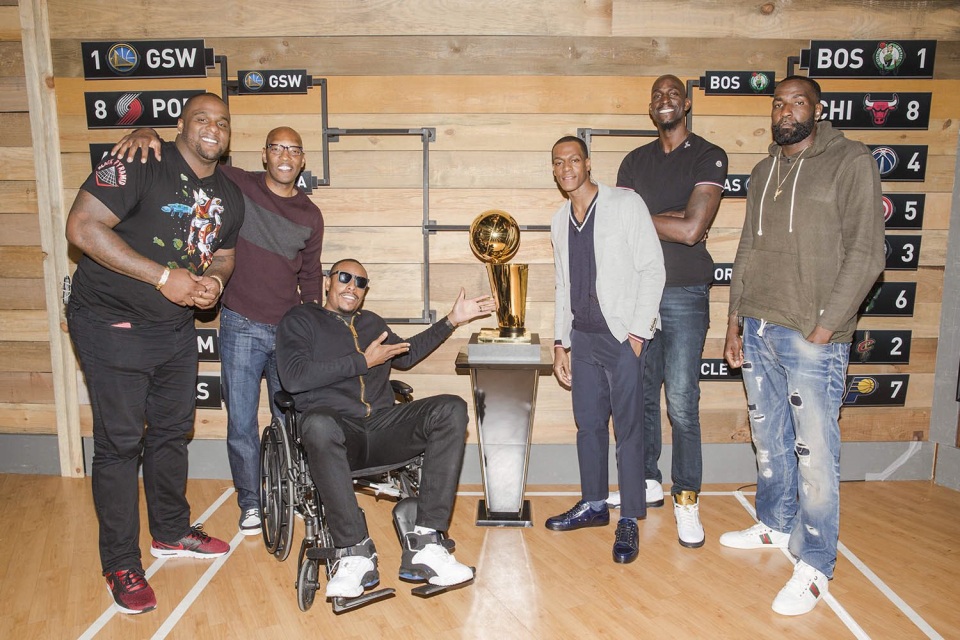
xmin=259 ymin=381 xmax=468 ymax=613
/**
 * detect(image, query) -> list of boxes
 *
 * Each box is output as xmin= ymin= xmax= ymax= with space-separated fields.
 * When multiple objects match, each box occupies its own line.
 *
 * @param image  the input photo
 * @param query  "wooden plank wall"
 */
xmin=5 ymin=1 xmax=958 ymax=461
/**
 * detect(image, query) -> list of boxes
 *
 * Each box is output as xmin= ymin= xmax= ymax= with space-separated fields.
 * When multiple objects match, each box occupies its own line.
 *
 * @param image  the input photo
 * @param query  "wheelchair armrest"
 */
xmin=390 ymin=380 xmax=413 ymax=396
xmin=274 ymin=390 xmax=296 ymax=410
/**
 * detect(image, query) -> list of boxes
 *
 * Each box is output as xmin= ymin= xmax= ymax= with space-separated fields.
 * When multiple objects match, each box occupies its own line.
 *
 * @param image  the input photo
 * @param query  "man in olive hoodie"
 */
xmin=720 ymin=77 xmax=885 ymax=616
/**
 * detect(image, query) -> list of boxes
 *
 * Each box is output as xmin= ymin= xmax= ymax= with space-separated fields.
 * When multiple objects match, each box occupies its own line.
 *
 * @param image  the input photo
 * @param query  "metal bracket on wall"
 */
xmin=577 ymin=127 xmax=659 ymax=154
xmin=786 ymin=55 xmax=801 ymax=78
xmin=324 ymin=126 xmax=438 ymax=325
xmin=686 ymin=79 xmax=700 ymax=132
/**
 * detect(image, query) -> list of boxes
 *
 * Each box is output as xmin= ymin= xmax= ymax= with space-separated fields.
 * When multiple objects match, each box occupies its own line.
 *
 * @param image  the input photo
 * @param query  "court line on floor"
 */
xmin=456 ymin=490 xmax=755 ymax=497
xmin=77 ymin=487 xmax=235 ymax=640
xmin=151 ymin=529 xmax=246 ymax=640
xmin=733 ymin=491 xmax=870 ymax=639
xmin=733 ymin=490 xmax=944 ymax=640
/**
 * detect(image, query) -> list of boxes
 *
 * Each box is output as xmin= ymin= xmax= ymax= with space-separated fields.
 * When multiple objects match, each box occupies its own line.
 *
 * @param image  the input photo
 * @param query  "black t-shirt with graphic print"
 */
xmin=617 ymin=133 xmax=728 ymax=287
xmin=72 ymin=141 xmax=244 ymax=325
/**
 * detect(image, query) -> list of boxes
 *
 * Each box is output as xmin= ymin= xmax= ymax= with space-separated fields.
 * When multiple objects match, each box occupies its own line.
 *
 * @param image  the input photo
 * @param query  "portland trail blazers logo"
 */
xmin=863 ymin=94 xmax=898 ymax=126
xmin=872 ymin=146 xmax=898 ymax=175
xmin=115 ymin=92 xmax=144 ymax=126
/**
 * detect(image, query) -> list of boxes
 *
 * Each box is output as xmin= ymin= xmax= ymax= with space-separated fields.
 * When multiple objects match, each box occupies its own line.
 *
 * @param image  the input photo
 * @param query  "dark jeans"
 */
xmin=570 ymin=329 xmax=647 ymax=519
xmin=220 ymin=307 xmax=283 ymax=511
xmin=643 ymin=284 xmax=710 ymax=494
xmin=299 ymin=394 xmax=469 ymax=547
xmin=67 ymin=302 xmax=197 ymax=574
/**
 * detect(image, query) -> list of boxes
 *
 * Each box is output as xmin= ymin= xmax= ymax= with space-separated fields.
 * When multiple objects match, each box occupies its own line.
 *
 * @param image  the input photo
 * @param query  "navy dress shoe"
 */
xmin=613 ymin=518 xmax=639 ymax=563
xmin=545 ymin=500 xmax=610 ymax=531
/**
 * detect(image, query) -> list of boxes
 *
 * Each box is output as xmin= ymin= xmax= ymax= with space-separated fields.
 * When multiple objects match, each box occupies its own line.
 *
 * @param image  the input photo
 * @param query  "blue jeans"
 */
xmin=220 ymin=307 xmax=283 ymax=511
xmin=741 ymin=317 xmax=849 ymax=578
xmin=643 ymin=284 xmax=710 ymax=493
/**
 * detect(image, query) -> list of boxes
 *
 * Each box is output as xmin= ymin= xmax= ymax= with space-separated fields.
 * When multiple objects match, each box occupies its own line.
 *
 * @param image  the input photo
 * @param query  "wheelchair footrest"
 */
xmin=305 ymin=547 xmax=336 ymax=561
xmin=408 ymin=568 xmax=476 ymax=598
xmin=331 ymin=588 xmax=396 ymax=613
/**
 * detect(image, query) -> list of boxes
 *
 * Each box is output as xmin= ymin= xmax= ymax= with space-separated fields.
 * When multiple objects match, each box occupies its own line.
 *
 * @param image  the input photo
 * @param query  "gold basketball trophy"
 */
xmin=468 ymin=210 xmax=540 ymax=361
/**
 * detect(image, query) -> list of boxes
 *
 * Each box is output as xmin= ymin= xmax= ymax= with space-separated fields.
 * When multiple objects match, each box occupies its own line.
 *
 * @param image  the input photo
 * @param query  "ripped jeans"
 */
xmin=741 ymin=317 xmax=849 ymax=578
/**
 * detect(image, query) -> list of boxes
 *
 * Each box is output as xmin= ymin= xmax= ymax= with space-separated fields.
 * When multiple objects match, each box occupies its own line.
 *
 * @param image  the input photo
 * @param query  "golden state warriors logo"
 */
xmin=243 ymin=71 xmax=264 ymax=92
xmin=750 ymin=72 xmax=769 ymax=93
xmin=107 ymin=43 xmax=139 ymax=74
xmin=844 ymin=376 xmax=877 ymax=404
xmin=874 ymin=42 xmax=904 ymax=74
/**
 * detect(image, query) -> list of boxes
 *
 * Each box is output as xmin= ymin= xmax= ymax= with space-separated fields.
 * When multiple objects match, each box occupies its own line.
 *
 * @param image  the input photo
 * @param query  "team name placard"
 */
xmin=819 ymin=92 xmax=931 ymax=130
xmin=699 ymin=358 xmax=742 ymax=381
xmin=860 ymin=282 xmax=916 ymax=317
xmin=850 ymin=330 xmax=911 ymax=365
xmin=869 ymin=145 xmax=927 ymax=182
xmin=197 ymin=328 xmax=220 ymax=362
xmin=883 ymin=194 xmax=924 ymax=229
xmin=884 ymin=235 xmax=922 ymax=271
xmin=82 ymin=40 xmax=214 ymax=79
xmin=196 ymin=374 xmax=223 ymax=409
xmin=84 ymin=90 xmax=206 ymax=129
xmin=701 ymin=71 xmax=775 ymax=96
xmin=237 ymin=70 xmax=312 ymax=95
xmin=843 ymin=374 xmax=909 ymax=406
xmin=722 ymin=174 xmax=750 ymax=198
xmin=801 ymin=40 xmax=936 ymax=78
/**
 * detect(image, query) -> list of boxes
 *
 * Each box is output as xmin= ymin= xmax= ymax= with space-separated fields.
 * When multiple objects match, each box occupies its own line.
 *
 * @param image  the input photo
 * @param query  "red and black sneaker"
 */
xmin=150 ymin=524 xmax=230 ymax=559
xmin=105 ymin=568 xmax=157 ymax=615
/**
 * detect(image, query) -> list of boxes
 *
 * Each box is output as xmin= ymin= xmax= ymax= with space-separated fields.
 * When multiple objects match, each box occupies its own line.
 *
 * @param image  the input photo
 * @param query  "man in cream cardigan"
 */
xmin=546 ymin=136 xmax=665 ymax=564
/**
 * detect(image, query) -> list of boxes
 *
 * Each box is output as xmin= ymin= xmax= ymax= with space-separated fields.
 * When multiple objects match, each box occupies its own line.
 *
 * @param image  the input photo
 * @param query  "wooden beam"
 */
xmin=19 ymin=0 xmax=81 ymax=477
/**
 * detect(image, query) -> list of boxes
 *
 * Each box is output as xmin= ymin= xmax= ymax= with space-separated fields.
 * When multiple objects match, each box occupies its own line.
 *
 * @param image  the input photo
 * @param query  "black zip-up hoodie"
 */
xmin=276 ymin=303 xmax=454 ymax=419
xmin=729 ymin=121 xmax=885 ymax=343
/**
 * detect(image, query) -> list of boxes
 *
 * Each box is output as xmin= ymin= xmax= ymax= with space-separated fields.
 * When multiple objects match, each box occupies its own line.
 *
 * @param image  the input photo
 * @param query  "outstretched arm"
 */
xmin=111 ymin=128 xmax=163 ymax=163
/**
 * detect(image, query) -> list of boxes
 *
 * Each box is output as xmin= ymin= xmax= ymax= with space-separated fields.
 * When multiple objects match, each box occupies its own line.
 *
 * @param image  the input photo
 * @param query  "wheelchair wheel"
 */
xmin=297 ymin=557 xmax=320 ymax=612
xmin=260 ymin=418 xmax=294 ymax=559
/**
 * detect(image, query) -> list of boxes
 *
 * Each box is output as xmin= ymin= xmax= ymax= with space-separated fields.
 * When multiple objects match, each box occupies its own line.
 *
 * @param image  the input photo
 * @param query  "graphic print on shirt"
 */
xmin=158 ymin=187 xmax=223 ymax=272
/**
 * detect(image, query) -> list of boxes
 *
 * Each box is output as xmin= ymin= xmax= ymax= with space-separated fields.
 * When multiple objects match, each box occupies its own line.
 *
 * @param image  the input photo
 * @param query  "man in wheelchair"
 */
xmin=276 ymin=258 xmax=495 ymax=602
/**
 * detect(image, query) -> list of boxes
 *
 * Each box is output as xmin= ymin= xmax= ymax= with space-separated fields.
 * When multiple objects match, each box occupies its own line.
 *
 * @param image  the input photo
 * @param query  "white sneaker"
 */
xmin=772 ymin=560 xmax=828 ymax=616
xmin=325 ymin=538 xmax=380 ymax=599
xmin=605 ymin=481 xmax=663 ymax=509
xmin=719 ymin=522 xmax=790 ymax=549
xmin=400 ymin=532 xmax=474 ymax=587
xmin=673 ymin=491 xmax=704 ymax=548
xmin=239 ymin=508 xmax=261 ymax=536
xmin=646 ymin=480 xmax=664 ymax=508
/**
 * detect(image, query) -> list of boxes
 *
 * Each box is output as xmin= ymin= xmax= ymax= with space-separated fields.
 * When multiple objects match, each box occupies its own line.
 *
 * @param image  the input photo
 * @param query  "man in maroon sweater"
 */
xmin=113 ymin=126 xmax=324 ymax=535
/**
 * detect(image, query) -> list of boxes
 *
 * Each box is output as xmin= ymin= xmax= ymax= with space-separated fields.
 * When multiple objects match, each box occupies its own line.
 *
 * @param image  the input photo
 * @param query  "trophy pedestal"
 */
xmin=456 ymin=340 xmax=554 ymax=527
xmin=468 ymin=332 xmax=541 ymax=363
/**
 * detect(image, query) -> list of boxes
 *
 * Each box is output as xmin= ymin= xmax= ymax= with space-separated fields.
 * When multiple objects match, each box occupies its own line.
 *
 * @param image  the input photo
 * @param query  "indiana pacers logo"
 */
xmin=115 ymin=92 xmax=144 ymax=126
xmin=874 ymin=42 xmax=904 ymax=74
xmin=881 ymin=196 xmax=894 ymax=222
xmin=107 ymin=43 xmax=139 ymax=74
xmin=872 ymin=147 xmax=898 ymax=176
xmin=750 ymin=72 xmax=769 ymax=93
xmin=844 ymin=376 xmax=877 ymax=404
xmin=243 ymin=71 xmax=264 ymax=92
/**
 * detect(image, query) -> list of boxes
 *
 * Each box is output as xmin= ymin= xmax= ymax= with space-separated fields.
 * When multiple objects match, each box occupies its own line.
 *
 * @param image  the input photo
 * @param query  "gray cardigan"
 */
xmin=552 ymin=182 xmax=666 ymax=347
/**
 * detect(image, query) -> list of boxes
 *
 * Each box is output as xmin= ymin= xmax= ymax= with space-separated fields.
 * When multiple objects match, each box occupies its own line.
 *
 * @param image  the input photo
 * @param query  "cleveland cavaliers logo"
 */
xmin=872 ymin=147 xmax=898 ymax=175
xmin=856 ymin=332 xmax=877 ymax=363
xmin=115 ymin=93 xmax=144 ymax=126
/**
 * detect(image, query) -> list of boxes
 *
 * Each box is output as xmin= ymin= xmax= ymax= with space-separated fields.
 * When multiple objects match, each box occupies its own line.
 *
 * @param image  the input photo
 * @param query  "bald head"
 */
xmin=266 ymin=126 xmax=303 ymax=147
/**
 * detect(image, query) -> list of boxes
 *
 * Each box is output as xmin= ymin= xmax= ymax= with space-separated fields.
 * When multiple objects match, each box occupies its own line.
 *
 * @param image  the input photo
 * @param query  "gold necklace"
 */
xmin=774 ymin=147 xmax=808 ymax=201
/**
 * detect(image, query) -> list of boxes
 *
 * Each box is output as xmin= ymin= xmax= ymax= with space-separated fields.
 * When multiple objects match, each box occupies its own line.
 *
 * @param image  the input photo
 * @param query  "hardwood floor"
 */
xmin=0 ymin=475 xmax=956 ymax=639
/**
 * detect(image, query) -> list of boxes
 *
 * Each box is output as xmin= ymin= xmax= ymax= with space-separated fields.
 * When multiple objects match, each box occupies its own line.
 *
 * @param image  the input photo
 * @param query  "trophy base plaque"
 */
xmin=476 ymin=499 xmax=533 ymax=528
xmin=468 ymin=332 xmax=541 ymax=363
xmin=477 ymin=327 xmax=532 ymax=343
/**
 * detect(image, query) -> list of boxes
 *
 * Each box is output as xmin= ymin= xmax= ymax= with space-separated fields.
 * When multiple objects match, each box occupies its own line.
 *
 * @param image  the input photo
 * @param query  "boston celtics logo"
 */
xmin=750 ymin=72 xmax=769 ymax=93
xmin=874 ymin=42 xmax=904 ymax=74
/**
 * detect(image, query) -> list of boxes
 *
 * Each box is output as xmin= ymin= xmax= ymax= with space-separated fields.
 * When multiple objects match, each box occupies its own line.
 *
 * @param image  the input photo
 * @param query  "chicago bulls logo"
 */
xmin=863 ymin=94 xmax=899 ymax=126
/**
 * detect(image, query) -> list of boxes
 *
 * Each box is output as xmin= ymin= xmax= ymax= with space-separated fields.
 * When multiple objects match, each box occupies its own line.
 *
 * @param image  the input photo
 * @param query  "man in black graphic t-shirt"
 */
xmin=66 ymin=93 xmax=243 ymax=615
xmin=617 ymin=75 xmax=727 ymax=550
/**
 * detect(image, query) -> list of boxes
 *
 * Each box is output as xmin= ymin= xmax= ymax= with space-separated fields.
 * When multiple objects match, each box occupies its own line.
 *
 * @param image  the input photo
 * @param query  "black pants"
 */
xmin=300 ymin=395 xmax=469 ymax=547
xmin=570 ymin=329 xmax=648 ymax=519
xmin=68 ymin=302 xmax=197 ymax=574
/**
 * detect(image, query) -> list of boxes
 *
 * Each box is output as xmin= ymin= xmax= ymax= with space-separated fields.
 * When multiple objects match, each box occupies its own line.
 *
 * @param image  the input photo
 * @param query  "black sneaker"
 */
xmin=105 ymin=568 xmax=157 ymax=615
xmin=613 ymin=518 xmax=639 ymax=564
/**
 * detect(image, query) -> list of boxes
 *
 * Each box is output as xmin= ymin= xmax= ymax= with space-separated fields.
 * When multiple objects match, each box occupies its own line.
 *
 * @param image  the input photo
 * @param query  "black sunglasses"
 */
xmin=330 ymin=270 xmax=369 ymax=289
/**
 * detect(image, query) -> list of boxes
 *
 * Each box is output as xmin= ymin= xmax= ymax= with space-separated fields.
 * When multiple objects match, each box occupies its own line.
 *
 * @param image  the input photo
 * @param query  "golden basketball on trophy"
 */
xmin=469 ymin=210 xmax=530 ymax=342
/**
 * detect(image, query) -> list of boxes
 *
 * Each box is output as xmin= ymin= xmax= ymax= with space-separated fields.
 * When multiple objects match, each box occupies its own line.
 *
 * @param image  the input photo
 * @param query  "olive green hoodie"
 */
xmin=729 ymin=121 xmax=885 ymax=343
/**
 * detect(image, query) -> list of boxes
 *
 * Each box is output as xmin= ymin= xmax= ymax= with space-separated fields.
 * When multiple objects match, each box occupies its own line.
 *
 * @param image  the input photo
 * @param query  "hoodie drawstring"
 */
xmin=756 ymin=159 xmax=777 ymax=237
xmin=788 ymin=159 xmax=804 ymax=233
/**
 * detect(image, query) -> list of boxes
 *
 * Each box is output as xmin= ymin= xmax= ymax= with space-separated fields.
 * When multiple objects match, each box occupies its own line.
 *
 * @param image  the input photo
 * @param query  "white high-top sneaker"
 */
xmin=399 ymin=531 xmax=473 ymax=587
xmin=673 ymin=490 xmax=704 ymax=548
xmin=325 ymin=538 xmax=380 ymax=599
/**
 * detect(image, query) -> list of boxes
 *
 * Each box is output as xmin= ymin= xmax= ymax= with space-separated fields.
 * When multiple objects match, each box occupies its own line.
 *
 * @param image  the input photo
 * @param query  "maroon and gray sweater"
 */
xmin=219 ymin=165 xmax=324 ymax=325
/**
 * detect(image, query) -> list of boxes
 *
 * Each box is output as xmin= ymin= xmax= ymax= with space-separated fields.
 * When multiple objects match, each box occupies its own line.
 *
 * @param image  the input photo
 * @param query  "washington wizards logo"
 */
xmin=107 ymin=43 xmax=139 ymax=74
xmin=882 ymin=196 xmax=894 ymax=222
xmin=874 ymin=42 xmax=904 ymax=74
xmin=115 ymin=93 xmax=144 ymax=126
xmin=750 ymin=72 xmax=769 ymax=93
xmin=872 ymin=147 xmax=898 ymax=175
xmin=243 ymin=72 xmax=264 ymax=92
